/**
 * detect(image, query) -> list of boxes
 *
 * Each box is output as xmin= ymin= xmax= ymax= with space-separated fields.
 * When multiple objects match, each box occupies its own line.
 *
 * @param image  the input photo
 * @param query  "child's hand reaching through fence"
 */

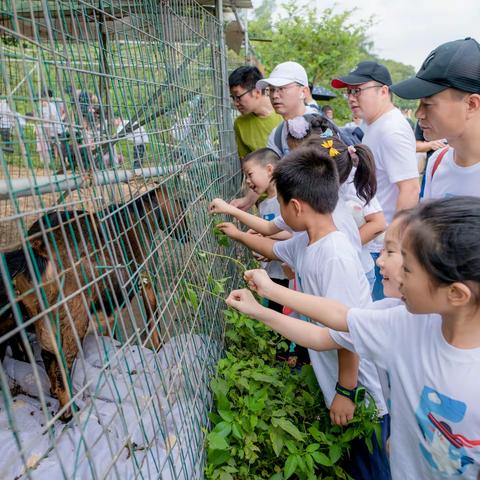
xmin=208 ymin=198 xmax=232 ymax=215
xmin=216 ymin=222 xmax=241 ymax=240
xmin=243 ymin=269 xmax=275 ymax=297
xmin=226 ymin=289 xmax=263 ymax=318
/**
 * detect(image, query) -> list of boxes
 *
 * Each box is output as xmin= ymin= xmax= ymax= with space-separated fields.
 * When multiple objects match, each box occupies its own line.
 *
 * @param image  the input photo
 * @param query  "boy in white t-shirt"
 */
xmin=218 ymin=146 xmax=391 ymax=478
xmin=390 ymin=38 xmax=480 ymax=201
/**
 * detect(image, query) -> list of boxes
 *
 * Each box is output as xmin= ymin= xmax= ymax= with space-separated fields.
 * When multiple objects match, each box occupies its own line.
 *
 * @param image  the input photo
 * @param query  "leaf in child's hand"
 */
xmin=212 ymin=218 xmax=230 ymax=247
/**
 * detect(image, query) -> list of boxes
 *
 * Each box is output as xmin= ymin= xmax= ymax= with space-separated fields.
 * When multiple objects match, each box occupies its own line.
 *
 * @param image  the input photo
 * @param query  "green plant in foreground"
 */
xmin=205 ymin=307 xmax=382 ymax=480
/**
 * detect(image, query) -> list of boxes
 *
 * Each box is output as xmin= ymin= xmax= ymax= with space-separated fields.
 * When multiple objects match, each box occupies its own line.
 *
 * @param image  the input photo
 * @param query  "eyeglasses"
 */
xmin=268 ymin=83 xmax=302 ymax=96
xmin=344 ymin=85 xmax=383 ymax=98
xmin=230 ymin=88 xmax=254 ymax=103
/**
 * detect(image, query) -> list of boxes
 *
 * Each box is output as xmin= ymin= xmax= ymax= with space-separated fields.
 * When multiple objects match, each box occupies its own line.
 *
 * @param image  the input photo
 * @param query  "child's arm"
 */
xmin=359 ymin=211 xmax=386 ymax=245
xmin=269 ymin=231 xmax=292 ymax=241
xmin=209 ymin=198 xmax=281 ymax=236
xmin=330 ymin=350 xmax=359 ymax=425
xmin=230 ymin=189 xmax=259 ymax=212
xmin=216 ymin=223 xmax=280 ymax=261
xmin=244 ymin=269 xmax=349 ymax=331
xmin=226 ymin=289 xmax=342 ymax=351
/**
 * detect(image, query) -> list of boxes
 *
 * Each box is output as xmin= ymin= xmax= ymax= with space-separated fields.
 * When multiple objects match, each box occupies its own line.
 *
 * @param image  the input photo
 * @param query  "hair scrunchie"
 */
xmin=287 ymin=116 xmax=310 ymax=139
xmin=348 ymin=145 xmax=360 ymax=167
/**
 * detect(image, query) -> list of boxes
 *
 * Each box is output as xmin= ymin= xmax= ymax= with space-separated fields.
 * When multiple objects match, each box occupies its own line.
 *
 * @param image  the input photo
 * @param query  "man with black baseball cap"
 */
xmin=332 ymin=61 xmax=419 ymax=301
xmin=391 ymin=37 xmax=480 ymax=200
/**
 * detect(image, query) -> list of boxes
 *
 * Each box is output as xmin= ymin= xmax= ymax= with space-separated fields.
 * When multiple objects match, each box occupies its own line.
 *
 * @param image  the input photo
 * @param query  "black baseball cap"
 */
xmin=331 ymin=61 xmax=392 ymax=88
xmin=391 ymin=38 xmax=480 ymax=99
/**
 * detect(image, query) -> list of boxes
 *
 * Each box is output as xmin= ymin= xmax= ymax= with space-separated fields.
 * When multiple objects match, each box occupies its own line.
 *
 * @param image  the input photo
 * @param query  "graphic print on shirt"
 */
xmin=262 ymin=213 xmax=275 ymax=221
xmin=416 ymin=386 xmax=479 ymax=476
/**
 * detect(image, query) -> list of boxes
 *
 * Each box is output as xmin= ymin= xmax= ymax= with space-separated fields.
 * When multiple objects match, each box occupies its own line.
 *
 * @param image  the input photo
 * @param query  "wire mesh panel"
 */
xmin=0 ymin=0 xmax=240 ymax=477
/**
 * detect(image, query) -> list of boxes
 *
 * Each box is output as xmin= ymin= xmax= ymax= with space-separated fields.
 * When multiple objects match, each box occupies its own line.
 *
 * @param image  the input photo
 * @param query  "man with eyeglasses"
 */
xmin=228 ymin=66 xmax=283 ymax=210
xmin=332 ymin=61 xmax=419 ymax=300
xmin=256 ymin=61 xmax=319 ymax=157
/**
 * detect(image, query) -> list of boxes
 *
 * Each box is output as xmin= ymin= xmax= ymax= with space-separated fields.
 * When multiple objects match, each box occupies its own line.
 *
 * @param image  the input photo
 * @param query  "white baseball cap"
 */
xmin=256 ymin=61 xmax=308 ymax=89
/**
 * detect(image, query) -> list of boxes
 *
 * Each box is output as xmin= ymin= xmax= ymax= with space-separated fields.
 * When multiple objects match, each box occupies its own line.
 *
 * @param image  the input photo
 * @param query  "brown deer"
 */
xmin=1 ymin=184 xmax=189 ymax=421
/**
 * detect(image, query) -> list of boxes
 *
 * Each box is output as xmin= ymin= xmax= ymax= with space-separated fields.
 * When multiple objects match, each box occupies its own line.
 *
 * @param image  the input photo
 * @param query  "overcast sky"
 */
xmin=252 ymin=0 xmax=480 ymax=70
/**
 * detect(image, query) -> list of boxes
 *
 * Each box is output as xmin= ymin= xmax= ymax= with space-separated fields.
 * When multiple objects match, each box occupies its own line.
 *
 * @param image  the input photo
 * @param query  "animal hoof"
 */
xmin=58 ymin=402 xmax=78 ymax=422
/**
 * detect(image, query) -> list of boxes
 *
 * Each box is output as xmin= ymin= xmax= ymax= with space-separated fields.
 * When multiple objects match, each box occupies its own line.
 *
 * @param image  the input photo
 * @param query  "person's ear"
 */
xmin=447 ymin=282 xmax=472 ymax=307
xmin=466 ymin=94 xmax=480 ymax=117
xmin=300 ymin=86 xmax=308 ymax=100
xmin=290 ymin=198 xmax=302 ymax=215
xmin=252 ymin=88 xmax=262 ymax=99
xmin=266 ymin=163 xmax=274 ymax=175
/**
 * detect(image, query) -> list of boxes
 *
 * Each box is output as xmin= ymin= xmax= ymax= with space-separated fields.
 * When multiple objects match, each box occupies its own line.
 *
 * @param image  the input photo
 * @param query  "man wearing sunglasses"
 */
xmin=229 ymin=66 xmax=283 ymax=210
xmin=332 ymin=61 xmax=419 ymax=300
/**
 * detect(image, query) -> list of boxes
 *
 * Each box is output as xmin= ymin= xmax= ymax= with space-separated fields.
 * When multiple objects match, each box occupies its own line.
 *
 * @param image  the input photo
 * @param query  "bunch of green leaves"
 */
xmin=205 ymin=307 xmax=382 ymax=480
xmin=212 ymin=217 xmax=230 ymax=248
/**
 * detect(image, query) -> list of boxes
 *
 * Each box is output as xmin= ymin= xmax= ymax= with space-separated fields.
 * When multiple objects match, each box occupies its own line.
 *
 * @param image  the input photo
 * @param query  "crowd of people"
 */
xmin=0 ymin=88 xmax=149 ymax=170
xmin=209 ymin=37 xmax=480 ymax=480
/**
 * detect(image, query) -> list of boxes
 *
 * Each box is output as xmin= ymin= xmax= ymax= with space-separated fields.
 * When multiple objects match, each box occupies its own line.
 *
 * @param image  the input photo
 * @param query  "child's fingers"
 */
xmin=244 ymin=268 xmax=263 ymax=280
xmin=225 ymin=290 xmax=241 ymax=308
xmin=330 ymin=411 xmax=346 ymax=426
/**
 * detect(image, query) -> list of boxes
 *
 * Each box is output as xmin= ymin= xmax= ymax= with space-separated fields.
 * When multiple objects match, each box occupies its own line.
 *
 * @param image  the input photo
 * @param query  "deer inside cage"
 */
xmin=0 ymin=0 xmax=240 ymax=478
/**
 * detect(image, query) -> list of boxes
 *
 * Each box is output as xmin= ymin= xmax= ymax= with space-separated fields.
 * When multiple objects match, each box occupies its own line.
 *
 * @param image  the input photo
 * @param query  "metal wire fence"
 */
xmin=0 ymin=0 xmax=241 ymax=477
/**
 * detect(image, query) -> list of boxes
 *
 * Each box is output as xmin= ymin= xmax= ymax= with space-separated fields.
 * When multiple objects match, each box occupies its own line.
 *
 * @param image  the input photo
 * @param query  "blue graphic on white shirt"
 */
xmin=262 ymin=213 xmax=275 ymax=221
xmin=416 ymin=386 xmax=478 ymax=476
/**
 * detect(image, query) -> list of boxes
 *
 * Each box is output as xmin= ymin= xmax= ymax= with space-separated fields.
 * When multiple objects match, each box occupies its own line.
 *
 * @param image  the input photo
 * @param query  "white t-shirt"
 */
xmin=273 ymin=231 xmax=387 ymax=415
xmin=362 ymin=108 xmax=417 ymax=232
xmin=340 ymin=178 xmax=384 ymax=260
xmin=117 ymin=121 xmax=149 ymax=145
xmin=423 ymin=147 xmax=480 ymax=200
xmin=266 ymin=105 xmax=319 ymax=157
xmin=346 ymin=305 xmax=480 ymax=480
xmin=258 ymin=196 xmax=286 ymax=280
xmin=330 ymin=297 xmax=402 ymax=412
xmin=41 ymin=101 xmax=64 ymax=135
xmin=273 ymin=197 xmax=374 ymax=273
xmin=0 ymin=100 xmax=14 ymax=129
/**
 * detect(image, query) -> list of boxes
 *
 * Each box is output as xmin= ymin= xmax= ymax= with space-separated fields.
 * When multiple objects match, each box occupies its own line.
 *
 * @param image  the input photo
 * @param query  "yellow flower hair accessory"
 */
xmin=321 ymin=139 xmax=339 ymax=157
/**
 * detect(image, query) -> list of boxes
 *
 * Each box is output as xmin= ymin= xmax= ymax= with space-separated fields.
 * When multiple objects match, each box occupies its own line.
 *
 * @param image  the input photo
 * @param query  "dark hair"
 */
xmin=404 ymin=196 xmax=480 ymax=293
xmin=228 ymin=66 xmax=263 ymax=90
xmin=242 ymin=148 xmax=280 ymax=168
xmin=302 ymin=135 xmax=377 ymax=204
xmin=272 ymin=146 xmax=339 ymax=214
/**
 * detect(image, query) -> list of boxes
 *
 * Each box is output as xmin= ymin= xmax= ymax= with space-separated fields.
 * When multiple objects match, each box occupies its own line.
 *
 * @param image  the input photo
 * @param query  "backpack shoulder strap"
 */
xmin=430 ymin=147 xmax=449 ymax=180
xmin=274 ymin=121 xmax=285 ymax=154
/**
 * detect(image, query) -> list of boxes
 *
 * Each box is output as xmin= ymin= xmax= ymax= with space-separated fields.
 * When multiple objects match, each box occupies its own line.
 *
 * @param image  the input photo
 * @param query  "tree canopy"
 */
xmin=243 ymin=1 xmax=418 ymax=123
